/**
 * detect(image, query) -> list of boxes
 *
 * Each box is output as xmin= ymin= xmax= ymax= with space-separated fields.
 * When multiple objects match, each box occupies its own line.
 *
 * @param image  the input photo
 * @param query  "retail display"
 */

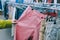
xmin=15 ymin=7 xmax=26 ymax=20
xmin=8 ymin=6 xmax=15 ymax=19
xmin=0 ymin=0 xmax=2 ymax=10
xmin=14 ymin=6 xmax=46 ymax=40
xmin=45 ymin=23 xmax=60 ymax=40
xmin=39 ymin=19 xmax=46 ymax=40
xmin=4 ymin=1 xmax=8 ymax=19
xmin=2 ymin=0 xmax=60 ymax=40
xmin=24 ymin=0 xmax=33 ymax=3
xmin=57 ymin=0 xmax=60 ymax=3
xmin=16 ymin=0 xmax=24 ymax=3
xmin=47 ymin=0 xmax=52 ymax=3
xmin=38 ymin=0 xmax=42 ymax=2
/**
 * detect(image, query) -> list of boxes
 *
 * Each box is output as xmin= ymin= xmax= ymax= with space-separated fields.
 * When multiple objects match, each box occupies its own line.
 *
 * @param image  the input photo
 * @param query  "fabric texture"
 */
xmin=47 ymin=0 xmax=52 ymax=3
xmin=14 ymin=6 xmax=46 ymax=40
xmin=39 ymin=19 xmax=46 ymax=40
xmin=15 ymin=7 xmax=26 ymax=20
xmin=45 ymin=22 xmax=60 ymax=40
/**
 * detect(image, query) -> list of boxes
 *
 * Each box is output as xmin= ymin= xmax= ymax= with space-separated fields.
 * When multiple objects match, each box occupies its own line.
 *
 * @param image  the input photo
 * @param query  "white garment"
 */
xmin=8 ymin=6 xmax=16 ymax=36
xmin=10 ymin=0 xmax=16 ymax=2
xmin=1 ymin=0 xmax=6 ymax=11
xmin=24 ymin=0 xmax=33 ymax=3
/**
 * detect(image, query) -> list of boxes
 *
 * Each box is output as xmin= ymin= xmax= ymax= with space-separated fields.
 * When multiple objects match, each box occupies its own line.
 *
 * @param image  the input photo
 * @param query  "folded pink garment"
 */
xmin=14 ymin=6 xmax=46 ymax=40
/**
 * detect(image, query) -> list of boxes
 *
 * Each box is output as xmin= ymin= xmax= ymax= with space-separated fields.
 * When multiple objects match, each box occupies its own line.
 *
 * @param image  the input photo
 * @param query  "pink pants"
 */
xmin=14 ymin=6 xmax=46 ymax=40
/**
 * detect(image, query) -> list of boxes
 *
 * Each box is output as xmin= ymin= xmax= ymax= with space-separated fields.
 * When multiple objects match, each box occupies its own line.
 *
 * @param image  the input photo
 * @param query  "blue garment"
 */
xmin=16 ymin=0 xmax=24 ymax=3
xmin=15 ymin=7 xmax=26 ymax=20
xmin=0 ymin=1 xmax=2 ymax=10
xmin=47 ymin=9 xmax=54 ymax=13
xmin=4 ymin=2 xmax=8 ymax=19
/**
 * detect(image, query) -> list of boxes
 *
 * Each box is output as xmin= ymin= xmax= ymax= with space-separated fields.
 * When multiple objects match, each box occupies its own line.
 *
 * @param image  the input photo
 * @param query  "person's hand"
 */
xmin=12 ymin=20 xmax=17 ymax=24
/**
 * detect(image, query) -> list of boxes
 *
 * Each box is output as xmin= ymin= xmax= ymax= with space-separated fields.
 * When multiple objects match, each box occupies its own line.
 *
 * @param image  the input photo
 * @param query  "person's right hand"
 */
xmin=12 ymin=20 xmax=17 ymax=24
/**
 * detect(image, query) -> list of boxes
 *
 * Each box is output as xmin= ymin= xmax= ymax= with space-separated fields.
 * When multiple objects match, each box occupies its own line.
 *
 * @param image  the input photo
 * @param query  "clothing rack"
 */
xmin=6 ymin=2 xmax=59 ymax=19
xmin=6 ymin=2 xmax=60 ymax=10
xmin=44 ymin=3 xmax=60 ymax=6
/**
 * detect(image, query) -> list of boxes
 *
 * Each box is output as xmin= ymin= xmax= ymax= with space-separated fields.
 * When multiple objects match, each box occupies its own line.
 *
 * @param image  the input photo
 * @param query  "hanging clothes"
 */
xmin=35 ymin=0 xmax=38 ymax=3
xmin=58 ymin=10 xmax=60 ymax=18
xmin=38 ymin=0 xmax=42 ymax=2
xmin=14 ymin=6 xmax=46 ymax=40
xmin=24 ymin=0 xmax=33 ymax=3
xmin=4 ymin=1 xmax=8 ymax=19
xmin=39 ymin=18 xmax=46 ymax=40
xmin=10 ymin=0 xmax=16 ymax=2
xmin=0 ymin=0 xmax=2 ymax=10
xmin=57 ymin=0 xmax=60 ymax=3
xmin=15 ymin=7 xmax=26 ymax=20
xmin=51 ymin=0 xmax=54 ymax=3
xmin=16 ymin=0 xmax=24 ymax=3
xmin=45 ymin=24 xmax=59 ymax=40
xmin=47 ymin=0 xmax=54 ymax=3
xmin=8 ymin=6 xmax=14 ymax=19
xmin=33 ymin=0 xmax=42 ymax=3
xmin=50 ymin=12 xmax=57 ymax=17
xmin=33 ymin=0 xmax=36 ymax=2
xmin=47 ymin=0 xmax=52 ymax=3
